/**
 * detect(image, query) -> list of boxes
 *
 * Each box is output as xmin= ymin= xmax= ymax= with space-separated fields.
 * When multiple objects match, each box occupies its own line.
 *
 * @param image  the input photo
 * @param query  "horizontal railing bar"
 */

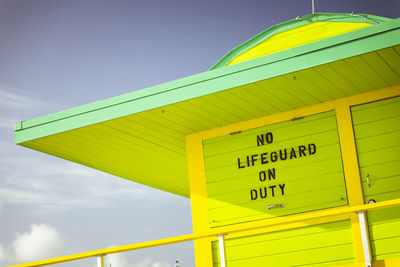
xmin=8 ymin=198 xmax=400 ymax=267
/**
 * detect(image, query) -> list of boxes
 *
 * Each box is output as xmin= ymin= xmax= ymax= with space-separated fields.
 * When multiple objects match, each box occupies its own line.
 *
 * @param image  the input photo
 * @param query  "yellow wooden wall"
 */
xmin=187 ymin=86 xmax=400 ymax=267
xmin=352 ymin=96 xmax=400 ymax=261
xmin=212 ymin=220 xmax=355 ymax=267
xmin=204 ymin=111 xmax=347 ymax=227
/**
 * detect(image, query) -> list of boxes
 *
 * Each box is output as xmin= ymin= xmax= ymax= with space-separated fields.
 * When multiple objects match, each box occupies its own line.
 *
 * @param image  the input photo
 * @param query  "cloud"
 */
xmin=133 ymin=258 xmax=153 ymax=267
xmin=0 ymin=85 xmax=48 ymax=109
xmin=131 ymin=257 xmax=171 ymax=267
xmin=0 ymin=83 xmax=182 ymax=217
xmin=105 ymin=255 xmax=171 ymax=267
xmin=0 ymin=243 xmax=6 ymax=261
xmin=1 ymin=137 xmax=177 ymax=216
xmin=106 ymin=253 xmax=131 ymax=267
xmin=151 ymin=262 xmax=171 ymax=267
xmin=0 ymin=84 xmax=59 ymax=130
xmin=12 ymin=224 xmax=63 ymax=262
xmin=0 ymin=165 xmax=175 ymax=216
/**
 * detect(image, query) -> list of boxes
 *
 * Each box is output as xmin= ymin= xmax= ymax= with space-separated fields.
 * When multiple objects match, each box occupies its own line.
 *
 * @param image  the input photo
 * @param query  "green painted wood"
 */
xmin=204 ymin=111 xmax=347 ymax=227
xmin=210 ymin=13 xmax=392 ymax=70
xmin=352 ymin=96 xmax=400 ymax=261
xmin=212 ymin=220 xmax=355 ymax=267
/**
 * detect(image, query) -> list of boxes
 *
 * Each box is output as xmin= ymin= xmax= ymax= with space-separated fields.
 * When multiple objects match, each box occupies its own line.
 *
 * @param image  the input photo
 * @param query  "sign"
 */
xmin=203 ymin=111 xmax=348 ymax=227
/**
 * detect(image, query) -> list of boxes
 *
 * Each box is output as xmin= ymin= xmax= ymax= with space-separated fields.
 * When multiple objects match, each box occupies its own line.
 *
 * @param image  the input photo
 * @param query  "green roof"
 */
xmin=211 ymin=13 xmax=392 ymax=69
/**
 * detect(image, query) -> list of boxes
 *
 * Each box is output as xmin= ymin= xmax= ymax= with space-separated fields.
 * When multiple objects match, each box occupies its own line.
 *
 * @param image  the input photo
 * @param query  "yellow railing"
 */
xmin=8 ymin=198 xmax=400 ymax=267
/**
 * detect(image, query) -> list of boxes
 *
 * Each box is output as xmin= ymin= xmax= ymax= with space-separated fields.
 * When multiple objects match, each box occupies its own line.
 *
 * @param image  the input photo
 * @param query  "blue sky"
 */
xmin=0 ymin=1 xmax=398 ymax=266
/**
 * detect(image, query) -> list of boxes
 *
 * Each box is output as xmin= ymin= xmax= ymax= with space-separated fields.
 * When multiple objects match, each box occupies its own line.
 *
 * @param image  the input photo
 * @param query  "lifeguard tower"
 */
xmin=12 ymin=13 xmax=400 ymax=267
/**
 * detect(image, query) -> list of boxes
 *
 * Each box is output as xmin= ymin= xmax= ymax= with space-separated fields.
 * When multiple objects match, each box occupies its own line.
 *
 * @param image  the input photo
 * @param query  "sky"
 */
xmin=0 ymin=0 xmax=398 ymax=266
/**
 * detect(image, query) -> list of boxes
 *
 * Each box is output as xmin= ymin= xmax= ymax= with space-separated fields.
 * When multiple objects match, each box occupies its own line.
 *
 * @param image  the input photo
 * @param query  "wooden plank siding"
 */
xmin=352 ymin=96 xmax=400 ymax=261
xmin=203 ymin=111 xmax=347 ymax=228
xmin=212 ymin=220 xmax=355 ymax=267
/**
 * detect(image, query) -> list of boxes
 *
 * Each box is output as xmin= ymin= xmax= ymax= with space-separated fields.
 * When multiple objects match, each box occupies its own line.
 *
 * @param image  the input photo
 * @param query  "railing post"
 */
xmin=357 ymin=211 xmax=372 ymax=267
xmin=218 ymin=234 xmax=227 ymax=267
xmin=97 ymin=255 xmax=104 ymax=267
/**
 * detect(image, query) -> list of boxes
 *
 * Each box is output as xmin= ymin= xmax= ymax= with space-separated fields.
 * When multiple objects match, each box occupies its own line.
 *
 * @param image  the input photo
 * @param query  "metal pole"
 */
xmin=312 ymin=0 xmax=315 ymax=14
xmin=357 ymin=212 xmax=372 ymax=267
xmin=97 ymin=255 xmax=104 ymax=267
xmin=218 ymin=234 xmax=227 ymax=267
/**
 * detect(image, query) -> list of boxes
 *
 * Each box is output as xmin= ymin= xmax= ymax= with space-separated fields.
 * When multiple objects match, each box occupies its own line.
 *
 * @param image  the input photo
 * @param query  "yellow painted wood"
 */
xmin=346 ymin=85 xmax=400 ymax=106
xmin=335 ymin=101 xmax=364 ymax=206
xmin=333 ymin=257 xmax=400 ymax=267
xmin=352 ymin=96 xmax=400 ymax=261
xmin=251 ymin=79 xmax=296 ymax=110
xmin=289 ymin=71 xmax=334 ymax=102
xmin=192 ymin=86 xmax=400 ymax=142
xmin=329 ymin=60 xmax=373 ymax=93
xmin=350 ymin=214 xmax=366 ymax=265
xmin=314 ymin=64 xmax=361 ymax=97
xmin=212 ymin=220 xmax=355 ymax=267
xmin=13 ymin=86 xmax=400 ymax=267
xmin=266 ymin=79 xmax=309 ymax=108
xmin=279 ymin=73 xmax=321 ymax=104
xmin=215 ymin=90 xmax=262 ymax=118
xmin=19 ymin=86 xmax=399 ymax=200
xmin=23 ymin=124 xmax=190 ymax=195
xmin=177 ymin=98 xmax=233 ymax=126
xmin=112 ymin=117 xmax=185 ymax=152
xmin=221 ymin=213 xmax=351 ymax=242
xmin=16 ymin=68 xmax=399 ymax=198
xmin=186 ymin=134 xmax=213 ymax=267
xmin=376 ymin=46 xmax=400 ymax=78
xmin=228 ymin=22 xmax=372 ymax=66
xmin=186 ymin=86 xmax=399 ymax=265
xmin=197 ymin=93 xmax=250 ymax=122
xmin=344 ymin=56 xmax=389 ymax=90
xmin=203 ymin=111 xmax=347 ymax=227
xmin=227 ymin=84 xmax=278 ymax=115
xmin=360 ymin=52 xmax=400 ymax=86
xmin=394 ymin=45 xmax=400 ymax=55
xmin=204 ymin=112 xmax=338 ymax=159
xmin=373 ymin=257 xmax=400 ymax=267
xmin=301 ymin=67 xmax=347 ymax=99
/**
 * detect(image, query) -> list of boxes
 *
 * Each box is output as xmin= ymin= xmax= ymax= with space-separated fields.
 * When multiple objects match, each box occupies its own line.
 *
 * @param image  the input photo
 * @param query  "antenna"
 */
xmin=312 ymin=0 xmax=315 ymax=14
